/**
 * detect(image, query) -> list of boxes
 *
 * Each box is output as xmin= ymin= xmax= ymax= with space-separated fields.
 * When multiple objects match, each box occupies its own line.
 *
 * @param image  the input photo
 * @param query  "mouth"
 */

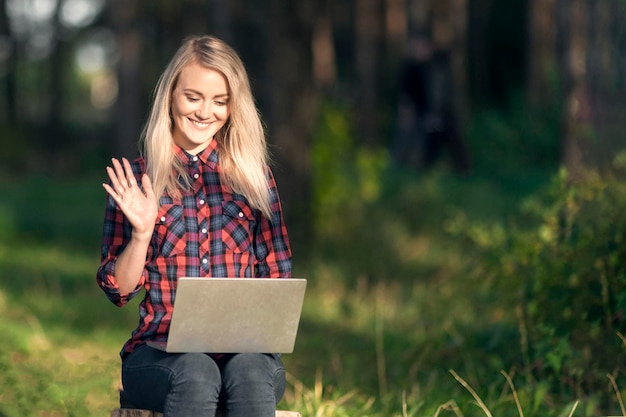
xmin=189 ymin=118 xmax=209 ymax=129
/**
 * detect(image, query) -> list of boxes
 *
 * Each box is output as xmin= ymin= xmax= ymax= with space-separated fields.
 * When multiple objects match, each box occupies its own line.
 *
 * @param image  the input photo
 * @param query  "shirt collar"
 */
xmin=174 ymin=139 xmax=219 ymax=169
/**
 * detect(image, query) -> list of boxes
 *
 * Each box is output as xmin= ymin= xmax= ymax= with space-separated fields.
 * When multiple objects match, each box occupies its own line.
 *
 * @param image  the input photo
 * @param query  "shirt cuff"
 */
xmin=97 ymin=260 xmax=145 ymax=306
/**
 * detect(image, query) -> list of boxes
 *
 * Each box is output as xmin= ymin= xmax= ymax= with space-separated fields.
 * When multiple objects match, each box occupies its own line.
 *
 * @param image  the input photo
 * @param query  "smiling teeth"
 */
xmin=191 ymin=120 xmax=208 ymax=128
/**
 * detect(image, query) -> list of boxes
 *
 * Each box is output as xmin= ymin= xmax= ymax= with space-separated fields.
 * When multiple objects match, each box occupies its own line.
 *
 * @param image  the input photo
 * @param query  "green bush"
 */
xmin=447 ymin=165 xmax=626 ymax=401
xmin=465 ymin=94 xmax=561 ymax=180
xmin=311 ymin=102 xmax=389 ymax=242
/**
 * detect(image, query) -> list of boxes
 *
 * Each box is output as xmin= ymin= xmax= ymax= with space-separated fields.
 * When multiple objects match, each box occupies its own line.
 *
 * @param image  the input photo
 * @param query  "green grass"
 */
xmin=0 ymin=167 xmax=622 ymax=417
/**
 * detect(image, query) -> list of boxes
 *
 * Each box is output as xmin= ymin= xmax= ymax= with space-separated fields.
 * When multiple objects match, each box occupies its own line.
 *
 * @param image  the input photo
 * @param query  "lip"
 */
xmin=188 ymin=118 xmax=210 ymax=129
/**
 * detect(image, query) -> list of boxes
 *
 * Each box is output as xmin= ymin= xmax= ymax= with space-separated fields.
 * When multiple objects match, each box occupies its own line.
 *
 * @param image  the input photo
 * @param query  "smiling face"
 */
xmin=170 ymin=62 xmax=230 ymax=154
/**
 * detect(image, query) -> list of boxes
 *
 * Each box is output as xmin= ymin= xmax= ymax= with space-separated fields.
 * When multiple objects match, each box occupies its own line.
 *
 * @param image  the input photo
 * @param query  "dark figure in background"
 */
xmin=392 ymin=36 xmax=469 ymax=174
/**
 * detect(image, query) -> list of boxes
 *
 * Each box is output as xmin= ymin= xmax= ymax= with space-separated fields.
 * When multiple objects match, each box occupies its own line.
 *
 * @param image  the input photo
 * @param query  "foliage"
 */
xmin=0 ymin=125 xmax=34 ymax=175
xmin=446 ymin=162 xmax=626 ymax=403
xmin=465 ymin=93 xmax=561 ymax=181
xmin=311 ymin=102 xmax=390 ymax=242
xmin=0 ymin=235 xmax=130 ymax=416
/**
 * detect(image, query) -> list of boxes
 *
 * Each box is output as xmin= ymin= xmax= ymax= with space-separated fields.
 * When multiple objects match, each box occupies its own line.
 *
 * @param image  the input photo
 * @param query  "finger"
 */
xmin=102 ymin=182 xmax=113 ymax=195
xmin=141 ymin=173 xmax=155 ymax=198
xmin=106 ymin=165 xmax=125 ymax=194
xmin=102 ymin=182 xmax=121 ymax=203
xmin=111 ymin=158 xmax=126 ymax=185
xmin=122 ymin=158 xmax=137 ymax=188
xmin=111 ymin=158 xmax=131 ymax=192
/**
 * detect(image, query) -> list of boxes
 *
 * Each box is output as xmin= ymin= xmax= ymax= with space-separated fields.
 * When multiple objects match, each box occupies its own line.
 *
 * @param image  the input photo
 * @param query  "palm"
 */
xmin=103 ymin=158 xmax=158 ymax=239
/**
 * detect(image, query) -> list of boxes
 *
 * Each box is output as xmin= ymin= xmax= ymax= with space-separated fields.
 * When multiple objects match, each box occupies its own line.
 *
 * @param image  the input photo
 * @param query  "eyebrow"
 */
xmin=182 ymin=88 xmax=229 ymax=99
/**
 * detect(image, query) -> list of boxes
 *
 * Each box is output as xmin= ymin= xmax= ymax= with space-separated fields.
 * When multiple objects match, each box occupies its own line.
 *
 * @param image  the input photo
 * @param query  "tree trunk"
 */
xmin=0 ymin=0 xmax=17 ymax=125
xmin=208 ymin=0 xmax=234 ymax=45
xmin=355 ymin=0 xmax=384 ymax=146
xmin=467 ymin=0 xmax=494 ymax=104
xmin=264 ymin=0 xmax=318 ymax=258
xmin=556 ymin=0 xmax=590 ymax=181
xmin=46 ymin=1 xmax=65 ymax=154
xmin=424 ymin=0 xmax=471 ymax=173
xmin=312 ymin=1 xmax=336 ymax=88
xmin=384 ymin=0 xmax=408 ymax=59
xmin=586 ymin=0 xmax=622 ymax=170
xmin=440 ymin=0 xmax=471 ymax=173
xmin=109 ymin=0 xmax=144 ymax=159
xmin=527 ymin=0 xmax=557 ymax=107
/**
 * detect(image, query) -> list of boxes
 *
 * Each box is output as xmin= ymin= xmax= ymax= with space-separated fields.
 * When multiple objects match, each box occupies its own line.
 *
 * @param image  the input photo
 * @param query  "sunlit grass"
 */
xmin=0 ymin=283 xmax=122 ymax=417
xmin=0 ymin=232 xmax=136 ymax=416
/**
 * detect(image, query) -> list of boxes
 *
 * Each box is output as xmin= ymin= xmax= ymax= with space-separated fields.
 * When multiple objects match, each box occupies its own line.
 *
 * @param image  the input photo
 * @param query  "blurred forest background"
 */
xmin=1 ymin=0 xmax=626 ymax=244
xmin=2 ymin=0 xmax=626 ymax=416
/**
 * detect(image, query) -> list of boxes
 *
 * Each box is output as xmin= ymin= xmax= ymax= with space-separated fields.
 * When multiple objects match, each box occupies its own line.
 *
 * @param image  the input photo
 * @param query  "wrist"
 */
xmin=131 ymin=229 xmax=153 ymax=243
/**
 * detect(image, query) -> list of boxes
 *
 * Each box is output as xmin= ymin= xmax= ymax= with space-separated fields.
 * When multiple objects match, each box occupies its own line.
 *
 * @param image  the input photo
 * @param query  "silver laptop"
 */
xmin=148 ymin=277 xmax=307 ymax=353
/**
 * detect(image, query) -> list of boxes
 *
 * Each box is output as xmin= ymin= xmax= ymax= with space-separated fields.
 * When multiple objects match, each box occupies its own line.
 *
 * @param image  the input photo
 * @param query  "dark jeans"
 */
xmin=121 ymin=344 xmax=286 ymax=417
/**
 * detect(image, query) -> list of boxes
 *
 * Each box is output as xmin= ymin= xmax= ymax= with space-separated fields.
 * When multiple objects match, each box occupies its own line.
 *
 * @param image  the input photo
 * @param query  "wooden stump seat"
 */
xmin=110 ymin=409 xmax=301 ymax=417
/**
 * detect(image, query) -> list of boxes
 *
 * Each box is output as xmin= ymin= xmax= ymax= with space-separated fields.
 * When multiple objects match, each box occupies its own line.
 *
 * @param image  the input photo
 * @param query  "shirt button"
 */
xmin=201 ymin=228 xmax=207 ymax=234
xmin=199 ymin=199 xmax=205 ymax=205
xmin=202 ymin=258 xmax=208 ymax=264
xmin=160 ymin=216 xmax=166 ymax=222
xmin=192 ymin=156 xmax=198 ymax=161
xmin=238 ymin=212 xmax=244 ymax=218
xmin=194 ymin=173 xmax=199 ymax=179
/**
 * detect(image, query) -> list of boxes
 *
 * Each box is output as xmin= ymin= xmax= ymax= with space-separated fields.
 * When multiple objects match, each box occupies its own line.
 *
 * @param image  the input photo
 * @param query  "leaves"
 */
xmin=455 ymin=168 xmax=626 ymax=400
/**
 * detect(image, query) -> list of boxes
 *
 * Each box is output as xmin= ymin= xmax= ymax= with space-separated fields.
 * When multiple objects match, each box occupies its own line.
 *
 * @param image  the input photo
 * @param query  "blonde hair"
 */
xmin=140 ymin=35 xmax=271 ymax=218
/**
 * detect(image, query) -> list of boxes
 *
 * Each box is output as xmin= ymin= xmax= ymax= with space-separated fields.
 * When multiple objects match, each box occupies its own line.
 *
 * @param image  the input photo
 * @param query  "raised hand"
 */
xmin=102 ymin=157 xmax=158 ymax=241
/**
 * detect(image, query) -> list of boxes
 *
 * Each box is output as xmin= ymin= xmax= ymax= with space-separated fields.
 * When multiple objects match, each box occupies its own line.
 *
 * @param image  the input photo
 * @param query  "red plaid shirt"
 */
xmin=97 ymin=140 xmax=292 ymax=358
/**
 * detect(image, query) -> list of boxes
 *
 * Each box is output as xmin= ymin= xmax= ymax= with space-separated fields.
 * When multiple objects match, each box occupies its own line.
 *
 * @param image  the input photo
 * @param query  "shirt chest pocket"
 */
xmin=153 ymin=204 xmax=186 ymax=257
xmin=221 ymin=200 xmax=256 ymax=253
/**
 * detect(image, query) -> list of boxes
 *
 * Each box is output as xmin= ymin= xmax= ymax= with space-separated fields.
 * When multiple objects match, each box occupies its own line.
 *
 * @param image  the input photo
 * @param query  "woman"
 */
xmin=97 ymin=35 xmax=292 ymax=417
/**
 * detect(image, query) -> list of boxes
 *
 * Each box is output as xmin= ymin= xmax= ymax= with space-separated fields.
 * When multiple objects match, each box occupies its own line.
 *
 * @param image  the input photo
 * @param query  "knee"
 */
xmin=224 ymin=353 xmax=278 ymax=381
xmin=170 ymin=353 xmax=221 ymax=390
xmin=223 ymin=353 xmax=285 ymax=402
xmin=122 ymin=350 xmax=222 ymax=412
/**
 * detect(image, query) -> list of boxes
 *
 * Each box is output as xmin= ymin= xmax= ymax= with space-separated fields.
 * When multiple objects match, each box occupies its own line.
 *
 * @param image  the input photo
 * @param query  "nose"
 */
xmin=196 ymin=101 xmax=212 ymax=120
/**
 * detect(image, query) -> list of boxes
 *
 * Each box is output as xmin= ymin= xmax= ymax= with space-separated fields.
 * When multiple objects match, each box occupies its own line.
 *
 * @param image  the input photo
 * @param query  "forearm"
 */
xmin=114 ymin=233 xmax=152 ymax=295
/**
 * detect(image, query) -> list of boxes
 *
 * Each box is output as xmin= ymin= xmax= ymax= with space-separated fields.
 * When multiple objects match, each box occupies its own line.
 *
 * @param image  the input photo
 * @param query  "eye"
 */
xmin=214 ymin=100 xmax=228 ymax=106
xmin=186 ymin=95 xmax=200 ymax=103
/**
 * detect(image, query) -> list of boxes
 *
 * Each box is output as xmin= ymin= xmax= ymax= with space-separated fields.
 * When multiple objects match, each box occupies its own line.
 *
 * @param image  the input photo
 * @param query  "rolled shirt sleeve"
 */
xmin=254 ymin=168 xmax=292 ymax=278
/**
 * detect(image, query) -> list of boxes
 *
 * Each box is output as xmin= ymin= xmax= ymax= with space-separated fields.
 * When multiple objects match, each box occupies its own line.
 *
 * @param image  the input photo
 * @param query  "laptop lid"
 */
xmin=161 ymin=277 xmax=306 ymax=353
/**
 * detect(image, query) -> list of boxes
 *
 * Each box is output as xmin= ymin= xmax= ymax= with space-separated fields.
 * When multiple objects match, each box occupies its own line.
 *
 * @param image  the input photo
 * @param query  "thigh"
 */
xmin=122 ymin=344 xmax=222 ymax=412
